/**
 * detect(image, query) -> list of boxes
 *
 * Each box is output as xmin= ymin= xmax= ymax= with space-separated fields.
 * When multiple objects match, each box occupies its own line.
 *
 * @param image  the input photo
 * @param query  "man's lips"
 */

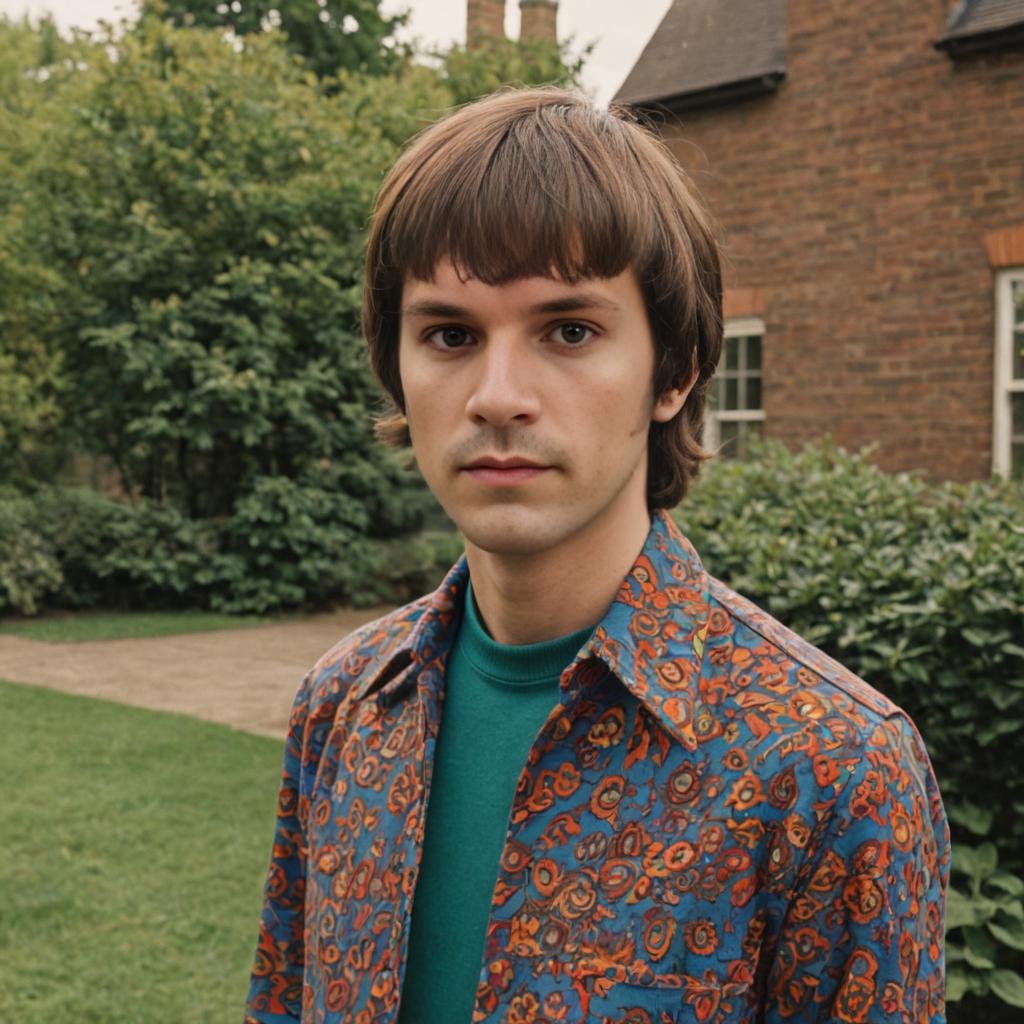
xmin=463 ymin=457 xmax=548 ymax=470
xmin=462 ymin=457 xmax=552 ymax=485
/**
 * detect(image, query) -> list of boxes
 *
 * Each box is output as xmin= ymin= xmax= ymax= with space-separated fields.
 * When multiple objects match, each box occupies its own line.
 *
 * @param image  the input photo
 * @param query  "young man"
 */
xmin=245 ymin=87 xmax=950 ymax=1024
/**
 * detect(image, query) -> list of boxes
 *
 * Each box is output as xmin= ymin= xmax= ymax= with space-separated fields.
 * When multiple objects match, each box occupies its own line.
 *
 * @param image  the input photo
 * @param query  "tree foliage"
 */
xmin=0 ymin=15 xmax=96 ymax=484
xmin=140 ymin=0 xmax=407 ymax=79
xmin=14 ymin=18 xmax=447 ymax=525
xmin=437 ymin=33 xmax=589 ymax=106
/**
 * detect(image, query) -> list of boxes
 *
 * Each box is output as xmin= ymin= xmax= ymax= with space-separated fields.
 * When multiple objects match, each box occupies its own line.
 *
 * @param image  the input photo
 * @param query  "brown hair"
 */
xmin=361 ymin=85 xmax=723 ymax=509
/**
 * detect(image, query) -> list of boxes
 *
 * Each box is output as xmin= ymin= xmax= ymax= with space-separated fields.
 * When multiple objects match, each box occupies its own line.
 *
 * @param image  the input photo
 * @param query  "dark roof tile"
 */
xmin=612 ymin=0 xmax=786 ymax=108
xmin=942 ymin=0 xmax=1024 ymax=40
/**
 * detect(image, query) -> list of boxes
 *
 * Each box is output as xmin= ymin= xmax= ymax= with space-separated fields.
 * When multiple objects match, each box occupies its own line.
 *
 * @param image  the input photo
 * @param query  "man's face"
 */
xmin=398 ymin=258 xmax=690 ymax=558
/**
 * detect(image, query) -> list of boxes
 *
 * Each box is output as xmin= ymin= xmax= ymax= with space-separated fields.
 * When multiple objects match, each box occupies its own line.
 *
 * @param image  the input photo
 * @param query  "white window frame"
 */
xmin=705 ymin=316 xmax=766 ymax=454
xmin=993 ymin=269 xmax=1024 ymax=478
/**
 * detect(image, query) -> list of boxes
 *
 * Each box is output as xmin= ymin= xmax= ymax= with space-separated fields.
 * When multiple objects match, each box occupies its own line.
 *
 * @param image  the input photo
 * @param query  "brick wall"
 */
xmin=520 ymin=0 xmax=558 ymax=44
xmin=467 ymin=0 xmax=506 ymax=48
xmin=659 ymin=0 xmax=1024 ymax=481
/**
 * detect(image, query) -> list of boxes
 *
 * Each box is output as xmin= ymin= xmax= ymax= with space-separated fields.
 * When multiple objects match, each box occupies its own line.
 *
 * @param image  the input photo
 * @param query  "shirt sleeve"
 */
xmin=244 ymin=672 xmax=315 ymax=1024
xmin=764 ymin=713 xmax=952 ymax=1023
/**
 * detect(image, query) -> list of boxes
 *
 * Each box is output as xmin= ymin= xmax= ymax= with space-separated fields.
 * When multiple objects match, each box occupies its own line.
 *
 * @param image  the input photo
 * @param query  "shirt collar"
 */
xmin=576 ymin=508 xmax=712 ymax=752
xmin=362 ymin=509 xmax=712 ymax=749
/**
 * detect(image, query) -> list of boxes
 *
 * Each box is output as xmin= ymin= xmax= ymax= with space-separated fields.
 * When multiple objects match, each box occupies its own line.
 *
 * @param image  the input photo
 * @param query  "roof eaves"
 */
xmin=935 ymin=0 xmax=1024 ymax=54
xmin=934 ymin=20 xmax=1024 ymax=55
xmin=616 ymin=68 xmax=786 ymax=113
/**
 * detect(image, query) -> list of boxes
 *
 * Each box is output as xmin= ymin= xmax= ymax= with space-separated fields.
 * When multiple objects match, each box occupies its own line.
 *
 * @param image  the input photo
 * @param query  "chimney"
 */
xmin=519 ymin=0 xmax=558 ymax=44
xmin=467 ymin=0 xmax=506 ymax=48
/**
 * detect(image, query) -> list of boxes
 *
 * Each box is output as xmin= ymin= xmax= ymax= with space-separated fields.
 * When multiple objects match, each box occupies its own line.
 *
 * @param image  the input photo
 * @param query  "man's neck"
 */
xmin=463 ymin=504 xmax=654 ymax=646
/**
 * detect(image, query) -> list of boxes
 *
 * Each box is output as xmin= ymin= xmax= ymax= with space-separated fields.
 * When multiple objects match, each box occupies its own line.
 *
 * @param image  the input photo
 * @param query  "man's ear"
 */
xmin=652 ymin=364 xmax=700 ymax=424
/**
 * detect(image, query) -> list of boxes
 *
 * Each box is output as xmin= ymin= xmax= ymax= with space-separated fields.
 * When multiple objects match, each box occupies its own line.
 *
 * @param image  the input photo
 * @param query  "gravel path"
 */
xmin=0 ymin=609 xmax=388 ymax=739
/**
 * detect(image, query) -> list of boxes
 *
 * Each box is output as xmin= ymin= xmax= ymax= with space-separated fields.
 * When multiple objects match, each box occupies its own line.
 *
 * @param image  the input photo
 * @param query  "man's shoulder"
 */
xmin=704 ymin=572 xmax=903 ymax=728
xmin=300 ymin=592 xmax=436 ymax=714
xmin=697 ymin=574 xmax=943 ymax=827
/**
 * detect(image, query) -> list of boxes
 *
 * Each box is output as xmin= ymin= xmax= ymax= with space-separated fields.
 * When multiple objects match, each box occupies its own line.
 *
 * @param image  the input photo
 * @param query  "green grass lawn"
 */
xmin=0 ymin=610 xmax=279 ymax=644
xmin=0 ymin=680 xmax=284 ymax=1023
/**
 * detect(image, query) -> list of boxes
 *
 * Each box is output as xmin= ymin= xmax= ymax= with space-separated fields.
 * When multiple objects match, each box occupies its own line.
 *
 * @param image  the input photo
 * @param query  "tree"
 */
xmin=0 ymin=15 xmax=101 ymax=484
xmin=13 ymin=17 xmax=446 ymax=526
xmin=438 ymin=33 xmax=590 ymax=106
xmin=140 ymin=0 xmax=406 ymax=79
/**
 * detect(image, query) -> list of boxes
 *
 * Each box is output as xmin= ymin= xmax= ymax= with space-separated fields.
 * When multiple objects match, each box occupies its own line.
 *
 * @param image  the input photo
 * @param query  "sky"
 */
xmin=0 ymin=0 xmax=672 ymax=105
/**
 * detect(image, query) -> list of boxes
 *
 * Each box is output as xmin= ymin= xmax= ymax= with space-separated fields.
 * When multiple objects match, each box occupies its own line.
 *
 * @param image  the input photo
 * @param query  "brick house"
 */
xmin=613 ymin=0 xmax=1024 ymax=481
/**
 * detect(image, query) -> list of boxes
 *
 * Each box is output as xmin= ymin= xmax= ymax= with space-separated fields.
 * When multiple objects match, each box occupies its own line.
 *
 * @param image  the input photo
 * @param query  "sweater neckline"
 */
xmin=457 ymin=578 xmax=597 ymax=687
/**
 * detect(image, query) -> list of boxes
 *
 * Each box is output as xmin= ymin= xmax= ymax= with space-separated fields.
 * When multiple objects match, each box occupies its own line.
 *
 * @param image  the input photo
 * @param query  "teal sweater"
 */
xmin=395 ymin=578 xmax=596 ymax=1023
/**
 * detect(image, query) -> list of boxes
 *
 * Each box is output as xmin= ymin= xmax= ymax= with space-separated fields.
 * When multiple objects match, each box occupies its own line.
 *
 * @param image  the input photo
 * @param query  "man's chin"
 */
xmin=453 ymin=507 xmax=566 ymax=559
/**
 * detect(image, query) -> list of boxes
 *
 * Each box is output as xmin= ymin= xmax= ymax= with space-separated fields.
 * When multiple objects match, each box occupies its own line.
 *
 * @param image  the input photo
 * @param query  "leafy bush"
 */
xmin=0 ymin=483 xmax=458 ymax=616
xmin=946 ymin=842 xmax=1024 ymax=1010
xmin=677 ymin=437 xmax=1024 ymax=1016
xmin=202 ymin=474 xmax=379 ymax=614
xmin=25 ymin=486 xmax=217 ymax=610
xmin=349 ymin=528 xmax=468 ymax=609
xmin=0 ymin=488 xmax=62 ymax=614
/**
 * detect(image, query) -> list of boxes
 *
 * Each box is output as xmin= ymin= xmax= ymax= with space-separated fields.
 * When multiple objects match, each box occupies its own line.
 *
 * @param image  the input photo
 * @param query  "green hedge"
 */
xmin=0 ymin=483 xmax=456 ymax=616
xmin=676 ymin=438 xmax=1024 ymax=1016
xmin=32 ymin=486 xmax=220 ymax=610
xmin=0 ymin=488 xmax=62 ymax=615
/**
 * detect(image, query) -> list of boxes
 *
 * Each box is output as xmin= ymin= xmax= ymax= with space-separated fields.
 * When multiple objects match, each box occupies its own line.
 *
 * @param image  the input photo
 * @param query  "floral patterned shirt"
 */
xmin=245 ymin=509 xmax=950 ymax=1024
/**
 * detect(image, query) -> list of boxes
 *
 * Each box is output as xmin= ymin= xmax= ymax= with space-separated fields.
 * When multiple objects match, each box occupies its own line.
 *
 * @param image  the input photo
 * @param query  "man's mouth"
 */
xmin=462 ymin=456 xmax=551 ymax=485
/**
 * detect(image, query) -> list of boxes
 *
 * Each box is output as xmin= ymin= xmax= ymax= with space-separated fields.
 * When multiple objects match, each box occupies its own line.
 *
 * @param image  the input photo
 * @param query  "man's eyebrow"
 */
xmin=401 ymin=292 xmax=621 ymax=318
xmin=529 ymin=292 xmax=621 ymax=315
xmin=401 ymin=300 xmax=469 ymax=319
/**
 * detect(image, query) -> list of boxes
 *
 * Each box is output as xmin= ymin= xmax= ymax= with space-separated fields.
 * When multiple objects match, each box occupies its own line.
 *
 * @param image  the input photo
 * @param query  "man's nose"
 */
xmin=463 ymin=337 xmax=541 ymax=428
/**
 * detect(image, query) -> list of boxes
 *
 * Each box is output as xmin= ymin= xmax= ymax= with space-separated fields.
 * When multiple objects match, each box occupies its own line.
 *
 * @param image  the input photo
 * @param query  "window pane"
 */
xmin=718 ymin=419 xmax=739 ymax=455
xmin=1014 ymin=279 xmax=1024 ymax=379
xmin=725 ymin=337 xmax=740 ymax=371
xmin=712 ymin=326 xmax=765 ymax=461
xmin=736 ymin=421 xmax=751 ymax=459
xmin=712 ymin=417 xmax=763 ymax=461
xmin=747 ymin=336 xmax=762 ymax=371
xmin=732 ymin=420 xmax=763 ymax=459
xmin=1012 ymin=393 xmax=1024 ymax=474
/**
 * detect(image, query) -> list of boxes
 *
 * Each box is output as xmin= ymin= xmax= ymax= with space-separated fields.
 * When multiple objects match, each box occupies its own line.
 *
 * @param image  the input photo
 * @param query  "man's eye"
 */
xmin=551 ymin=323 xmax=594 ymax=345
xmin=426 ymin=326 xmax=471 ymax=349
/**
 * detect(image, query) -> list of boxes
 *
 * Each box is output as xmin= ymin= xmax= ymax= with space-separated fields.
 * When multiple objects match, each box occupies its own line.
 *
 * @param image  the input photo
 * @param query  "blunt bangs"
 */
xmin=362 ymin=86 xmax=724 ymax=509
xmin=383 ymin=103 xmax=655 ymax=289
